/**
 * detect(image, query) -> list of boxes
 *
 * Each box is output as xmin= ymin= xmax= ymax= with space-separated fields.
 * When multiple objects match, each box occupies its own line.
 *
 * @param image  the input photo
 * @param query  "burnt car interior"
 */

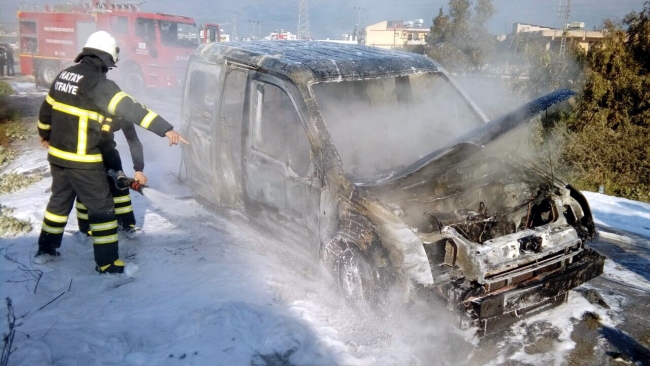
xmin=313 ymin=73 xmax=483 ymax=181
xmin=252 ymin=81 xmax=311 ymax=177
xmin=243 ymin=74 xmax=319 ymax=226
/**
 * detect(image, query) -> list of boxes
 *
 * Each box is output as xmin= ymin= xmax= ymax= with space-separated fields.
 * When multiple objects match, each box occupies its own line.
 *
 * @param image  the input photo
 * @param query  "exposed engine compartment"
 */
xmin=371 ymin=150 xmax=593 ymax=248
xmin=364 ymin=147 xmax=601 ymax=334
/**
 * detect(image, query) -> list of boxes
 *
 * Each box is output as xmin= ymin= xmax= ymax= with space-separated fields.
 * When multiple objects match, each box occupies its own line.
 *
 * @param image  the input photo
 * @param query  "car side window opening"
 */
xmin=188 ymin=69 xmax=219 ymax=126
xmin=252 ymin=82 xmax=311 ymax=177
xmin=221 ymin=69 xmax=248 ymax=179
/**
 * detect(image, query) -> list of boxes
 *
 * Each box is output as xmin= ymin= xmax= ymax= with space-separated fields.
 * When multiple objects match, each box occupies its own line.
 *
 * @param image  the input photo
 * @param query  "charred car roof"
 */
xmin=193 ymin=40 xmax=441 ymax=82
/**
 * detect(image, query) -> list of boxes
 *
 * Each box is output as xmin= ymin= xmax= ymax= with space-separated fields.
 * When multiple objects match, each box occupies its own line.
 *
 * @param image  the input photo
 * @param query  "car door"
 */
xmin=181 ymin=63 xmax=222 ymax=201
xmin=242 ymin=74 xmax=320 ymax=237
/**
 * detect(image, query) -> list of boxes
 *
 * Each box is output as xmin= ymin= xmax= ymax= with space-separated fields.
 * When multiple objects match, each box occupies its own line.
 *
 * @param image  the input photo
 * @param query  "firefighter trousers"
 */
xmin=76 ymin=186 xmax=135 ymax=233
xmin=76 ymin=147 xmax=135 ymax=234
xmin=38 ymin=163 xmax=120 ymax=268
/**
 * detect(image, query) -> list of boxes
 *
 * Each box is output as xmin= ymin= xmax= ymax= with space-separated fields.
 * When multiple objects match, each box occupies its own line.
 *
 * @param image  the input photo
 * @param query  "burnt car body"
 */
xmin=180 ymin=41 xmax=605 ymax=334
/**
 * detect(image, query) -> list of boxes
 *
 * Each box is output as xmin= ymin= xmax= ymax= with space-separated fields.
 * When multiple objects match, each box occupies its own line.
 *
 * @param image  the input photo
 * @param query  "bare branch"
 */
xmin=1 ymin=246 xmax=43 ymax=294
xmin=37 ymin=292 xmax=65 ymax=312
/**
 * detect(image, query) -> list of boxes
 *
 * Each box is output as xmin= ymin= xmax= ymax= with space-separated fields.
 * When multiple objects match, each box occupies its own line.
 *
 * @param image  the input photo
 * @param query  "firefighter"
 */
xmin=35 ymin=31 xmax=188 ymax=274
xmin=3 ymin=43 xmax=15 ymax=77
xmin=76 ymin=117 xmax=145 ymax=239
xmin=0 ymin=45 xmax=5 ymax=77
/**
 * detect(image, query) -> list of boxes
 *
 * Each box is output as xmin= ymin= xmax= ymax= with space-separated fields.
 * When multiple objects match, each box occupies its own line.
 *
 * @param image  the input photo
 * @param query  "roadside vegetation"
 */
xmin=0 ymin=80 xmax=39 ymax=236
xmin=1 ymin=80 xmax=21 ymax=148
xmin=424 ymin=0 xmax=495 ymax=73
xmin=0 ymin=204 xmax=33 ymax=236
xmin=417 ymin=0 xmax=650 ymax=202
xmin=0 ymin=80 xmax=34 ymax=164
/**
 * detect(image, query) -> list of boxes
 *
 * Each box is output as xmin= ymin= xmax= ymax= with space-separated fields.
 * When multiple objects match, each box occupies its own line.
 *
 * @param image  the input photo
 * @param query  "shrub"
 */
xmin=0 ymin=205 xmax=33 ymax=237
xmin=0 ymin=146 xmax=18 ymax=167
xmin=0 ymin=81 xmax=13 ymax=97
xmin=0 ymin=172 xmax=42 ymax=195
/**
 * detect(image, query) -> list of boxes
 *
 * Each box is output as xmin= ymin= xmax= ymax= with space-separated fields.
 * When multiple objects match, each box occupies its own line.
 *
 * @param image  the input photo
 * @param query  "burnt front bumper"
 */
xmin=464 ymin=248 xmax=605 ymax=335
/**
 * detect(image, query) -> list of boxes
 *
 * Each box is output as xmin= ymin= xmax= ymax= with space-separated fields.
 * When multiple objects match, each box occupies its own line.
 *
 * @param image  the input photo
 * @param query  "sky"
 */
xmin=0 ymin=0 xmax=646 ymax=38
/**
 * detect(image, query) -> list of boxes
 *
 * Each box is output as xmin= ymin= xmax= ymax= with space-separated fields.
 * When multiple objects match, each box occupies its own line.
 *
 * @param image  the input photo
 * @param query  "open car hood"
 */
xmin=358 ymin=89 xmax=576 ymax=188
xmin=355 ymin=89 xmax=598 ymax=287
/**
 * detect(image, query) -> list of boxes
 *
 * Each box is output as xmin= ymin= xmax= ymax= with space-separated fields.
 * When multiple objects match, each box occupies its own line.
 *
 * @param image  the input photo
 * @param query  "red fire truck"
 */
xmin=17 ymin=0 xmax=219 ymax=93
xmin=201 ymin=23 xmax=221 ymax=44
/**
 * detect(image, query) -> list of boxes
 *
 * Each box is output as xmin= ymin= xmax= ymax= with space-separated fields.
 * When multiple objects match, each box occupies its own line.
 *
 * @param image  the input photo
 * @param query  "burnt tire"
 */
xmin=322 ymin=240 xmax=386 ymax=308
xmin=38 ymin=61 xmax=59 ymax=87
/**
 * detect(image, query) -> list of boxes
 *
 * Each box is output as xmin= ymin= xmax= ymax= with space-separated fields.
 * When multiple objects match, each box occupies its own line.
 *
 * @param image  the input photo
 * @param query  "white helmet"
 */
xmin=83 ymin=31 xmax=120 ymax=64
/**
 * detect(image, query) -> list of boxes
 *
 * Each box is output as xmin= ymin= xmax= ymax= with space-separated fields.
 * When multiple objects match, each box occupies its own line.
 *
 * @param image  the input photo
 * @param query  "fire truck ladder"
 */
xmin=90 ymin=0 xmax=144 ymax=12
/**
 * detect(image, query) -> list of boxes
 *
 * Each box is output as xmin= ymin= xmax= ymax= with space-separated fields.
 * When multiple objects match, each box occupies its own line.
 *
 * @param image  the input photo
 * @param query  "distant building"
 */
xmin=508 ymin=22 xmax=604 ymax=52
xmin=318 ymin=39 xmax=358 ymax=45
xmin=364 ymin=20 xmax=429 ymax=49
xmin=264 ymin=30 xmax=297 ymax=41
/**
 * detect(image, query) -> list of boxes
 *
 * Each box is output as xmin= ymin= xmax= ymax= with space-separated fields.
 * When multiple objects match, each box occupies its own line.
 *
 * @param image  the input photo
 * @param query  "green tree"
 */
xmin=513 ymin=38 xmax=587 ymax=98
xmin=426 ymin=0 xmax=495 ymax=72
xmin=512 ymin=3 xmax=650 ymax=201
xmin=428 ymin=7 xmax=451 ymax=44
xmin=563 ymin=9 xmax=650 ymax=200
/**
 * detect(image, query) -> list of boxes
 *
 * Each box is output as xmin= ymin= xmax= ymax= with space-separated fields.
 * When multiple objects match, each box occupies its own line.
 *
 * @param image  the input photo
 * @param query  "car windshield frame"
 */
xmin=158 ymin=20 xmax=199 ymax=48
xmin=311 ymin=71 xmax=485 ymax=183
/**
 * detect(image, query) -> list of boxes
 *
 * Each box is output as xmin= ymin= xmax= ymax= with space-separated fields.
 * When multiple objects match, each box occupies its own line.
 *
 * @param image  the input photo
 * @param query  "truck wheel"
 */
xmin=38 ymin=61 xmax=59 ymax=87
xmin=123 ymin=65 xmax=145 ymax=93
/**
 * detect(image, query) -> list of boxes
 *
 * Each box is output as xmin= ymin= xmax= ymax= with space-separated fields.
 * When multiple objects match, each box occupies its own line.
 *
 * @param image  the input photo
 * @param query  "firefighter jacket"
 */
xmin=37 ymin=54 xmax=173 ymax=169
xmin=100 ymin=117 xmax=145 ymax=172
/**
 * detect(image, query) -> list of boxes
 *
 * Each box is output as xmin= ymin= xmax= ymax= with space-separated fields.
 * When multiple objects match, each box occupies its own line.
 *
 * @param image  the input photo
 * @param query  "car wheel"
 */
xmin=38 ymin=61 xmax=58 ymax=87
xmin=323 ymin=239 xmax=381 ymax=308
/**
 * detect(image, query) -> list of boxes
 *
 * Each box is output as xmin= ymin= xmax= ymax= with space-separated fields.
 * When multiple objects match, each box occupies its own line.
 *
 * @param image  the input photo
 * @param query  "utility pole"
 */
xmin=232 ymin=14 xmax=237 ymax=41
xmin=249 ymin=20 xmax=261 ymax=39
xmin=557 ymin=0 xmax=571 ymax=60
xmin=297 ymin=0 xmax=310 ymax=40
xmin=354 ymin=6 xmax=366 ymax=42
xmin=354 ymin=6 xmax=366 ymax=28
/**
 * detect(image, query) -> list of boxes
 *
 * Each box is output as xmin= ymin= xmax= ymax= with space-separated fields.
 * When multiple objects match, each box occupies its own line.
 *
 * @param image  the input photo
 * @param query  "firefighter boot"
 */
xmin=119 ymin=224 xmax=141 ymax=239
xmin=96 ymin=259 xmax=139 ymax=276
xmin=34 ymin=247 xmax=60 ymax=264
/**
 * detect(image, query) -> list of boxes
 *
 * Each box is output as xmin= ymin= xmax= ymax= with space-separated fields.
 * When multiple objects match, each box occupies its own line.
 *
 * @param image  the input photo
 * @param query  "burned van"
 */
xmin=180 ymin=41 xmax=604 ymax=334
